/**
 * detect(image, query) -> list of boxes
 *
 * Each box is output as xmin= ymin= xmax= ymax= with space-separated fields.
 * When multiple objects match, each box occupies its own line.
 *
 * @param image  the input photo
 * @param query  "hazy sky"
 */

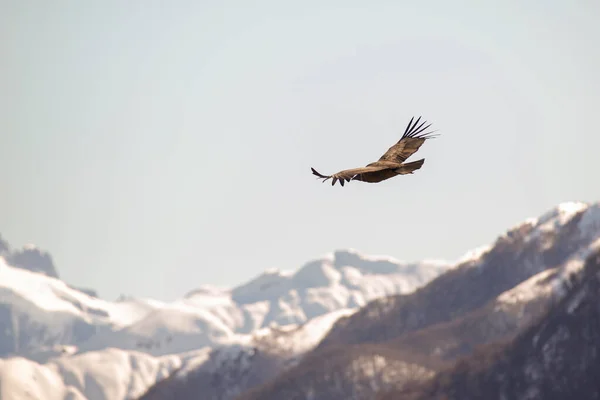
xmin=1 ymin=0 xmax=599 ymax=301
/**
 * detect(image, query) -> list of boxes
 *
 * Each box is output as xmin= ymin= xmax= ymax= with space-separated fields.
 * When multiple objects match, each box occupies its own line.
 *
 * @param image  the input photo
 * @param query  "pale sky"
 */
xmin=1 ymin=0 xmax=599 ymax=301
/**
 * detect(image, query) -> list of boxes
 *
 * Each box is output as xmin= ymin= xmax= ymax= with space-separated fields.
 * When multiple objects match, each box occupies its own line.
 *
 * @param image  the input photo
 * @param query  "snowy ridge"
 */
xmin=496 ymin=236 xmax=600 ymax=307
xmin=229 ymin=249 xmax=449 ymax=323
xmin=496 ymin=202 xmax=600 ymax=307
xmin=0 ymin=258 xmax=163 ymax=359
xmin=0 ymin=258 xmax=157 ymax=324
xmin=76 ymin=249 xmax=447 ymax=357
xmin=181 ymin=308 xmax=356 ymax=380
xmin=490 ymin=203 xmax=600 ymax=309
xmin=456 ymin=244 xmax=492 ymax=265
xmin=250 ymin=308 xmax=357 ymax=356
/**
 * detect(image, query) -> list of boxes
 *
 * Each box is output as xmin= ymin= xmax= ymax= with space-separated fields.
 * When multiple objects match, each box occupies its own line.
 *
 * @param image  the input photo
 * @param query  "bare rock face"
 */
xmin=0 ymin=235 xmax=9 ymax=255
xmin=5 ymin=244 xmax=59 ymax=278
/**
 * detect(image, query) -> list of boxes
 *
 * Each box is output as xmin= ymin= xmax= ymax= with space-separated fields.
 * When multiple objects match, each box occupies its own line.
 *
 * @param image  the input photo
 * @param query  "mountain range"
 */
xmin=0 ymin=236 xmax=447 ymax=399
xmin=1 ymin=201 xmax=599 ymax=399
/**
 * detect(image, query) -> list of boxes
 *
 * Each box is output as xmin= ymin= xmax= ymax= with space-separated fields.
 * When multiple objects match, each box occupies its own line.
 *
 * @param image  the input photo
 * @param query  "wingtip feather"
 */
xmin=401 ymin=116 xmax=439 ymax=140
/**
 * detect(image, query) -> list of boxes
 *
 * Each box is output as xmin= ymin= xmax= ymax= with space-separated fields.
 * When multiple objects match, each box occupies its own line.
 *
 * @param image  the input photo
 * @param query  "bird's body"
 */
xmin=311 ymin=116 xmax=438 ymax=186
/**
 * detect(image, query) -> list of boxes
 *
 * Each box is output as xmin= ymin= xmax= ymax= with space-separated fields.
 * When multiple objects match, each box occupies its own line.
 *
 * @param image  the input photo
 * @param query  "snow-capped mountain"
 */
xmin=2 ymin=201 xmax=599 ymax=400
xmin=0 ymin=260 xmax=161 ymax=358
xmin=0 ymin=308 xmax=355 ymax=400
xmin=0 ymin=248 xmax=448 ymax=360
xmin=198 ymin=201 xmax=600 ymax=400
xmin=0 ymin=237 xmax=449 ymax=400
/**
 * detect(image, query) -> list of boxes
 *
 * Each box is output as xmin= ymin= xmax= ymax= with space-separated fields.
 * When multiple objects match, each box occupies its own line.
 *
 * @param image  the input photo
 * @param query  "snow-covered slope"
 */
xmin=225 ymin=249 xmax=448 ymax=329
xmin=77 ymin=250 xmax=446 ymax=357
xmin=0 ymin=249 xmax=448 ymax=359
xmin=0 ymin=307 xmax=355 ymax=400
xmin=0 ymin=259 xmax=164 ymax=358
xmin=0 ymin=348 xmax=186 ymax=400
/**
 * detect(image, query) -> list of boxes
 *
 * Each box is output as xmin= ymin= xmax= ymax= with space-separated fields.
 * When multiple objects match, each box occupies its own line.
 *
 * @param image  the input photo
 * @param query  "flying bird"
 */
xmin=311 ymin=116 xmax=438 ymax=187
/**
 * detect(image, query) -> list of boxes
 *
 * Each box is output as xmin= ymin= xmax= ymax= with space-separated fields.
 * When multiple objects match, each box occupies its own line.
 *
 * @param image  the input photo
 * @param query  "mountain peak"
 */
xmin=292 ymin=258 xmax=341 ymax=288
xmin=535 ymin=201 xmax=588 ymax=226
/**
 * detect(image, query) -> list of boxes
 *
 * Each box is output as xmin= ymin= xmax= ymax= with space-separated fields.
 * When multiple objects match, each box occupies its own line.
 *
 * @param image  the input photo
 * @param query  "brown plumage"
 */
xmin=311 ymin=116 xmax=438 ymax=187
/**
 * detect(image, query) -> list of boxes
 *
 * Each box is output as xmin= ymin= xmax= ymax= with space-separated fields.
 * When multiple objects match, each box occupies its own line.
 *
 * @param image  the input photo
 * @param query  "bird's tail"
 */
xmin=395 ymin=159 xmax=425 ymax=175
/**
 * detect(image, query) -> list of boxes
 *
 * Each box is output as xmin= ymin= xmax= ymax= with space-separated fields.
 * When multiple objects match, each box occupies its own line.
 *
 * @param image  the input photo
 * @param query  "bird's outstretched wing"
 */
xmin=378 ymin=116 xmax=438 ymax=164
xmin=311 ymin=165 xmax=392 ymax=186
